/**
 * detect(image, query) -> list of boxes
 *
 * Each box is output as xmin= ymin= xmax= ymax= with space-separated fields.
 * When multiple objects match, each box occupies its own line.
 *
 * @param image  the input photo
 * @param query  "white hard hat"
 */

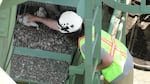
xmin=58 ymin=11 xmax=83 ymax=33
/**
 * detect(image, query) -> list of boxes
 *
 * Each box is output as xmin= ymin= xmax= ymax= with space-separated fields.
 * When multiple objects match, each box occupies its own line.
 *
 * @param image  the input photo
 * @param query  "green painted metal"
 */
xmin=107 ymin=0 xmax=126 ymax=43
xmin=0 ymin=0 xmax=27 ymax=10
xmin=14 ymin=78 xmax=47 ymax=84
xmin=4 ymin=40 xmax=14 ymax=73
xmin=121 ymin=13 xmax=126 ymax=44
xmin=14 ymin=47 xmax=73 ymax=63
xmin=77 ymin=0 xmax=85 ymax=19
xmin=93 ymin=72 xmax=101 ymax=84
xmin=31 ymin=0 xmax=80 ymax=8
xmin=68 ymin=48 xmax=84 ymax=84
xmin=0 ymin=9 xmax=10 ymax=37
xmin=71 ymin=48 xmax=83 ymax=66
xmin=0 ymin=0 xmax=132 ymax=84
xmin=92 ymin=0 xmax=101 ymax=80
xmin=84 ymin=0 xmax=102 ymax=83
xmin=92 ymin=34 xmax=101 ymax=79
xmin=0 ymin=0 xmax=149 ymax=84
xmin=0 ymin=0 xmax=27 ymax=75
xmin=108 ymin=9 xmax=119 ymax=34
xmin=108 ymin=9 xmax=126 ymax=42
xmin=68 ymin=75 xmax=76 ymax=84
xmin=0 ymin=6 xmax=17 ymax=70
xmin=102 ymin=0 xmax=150 ymax=14
xmin=69 ymin=63 xmax=84 ymax=75
xmin=67 ymin=0 xmax=102 ymax=83
xmin=68 ymin=63 xmax=84 ymax=84
xmin=84 ymin=0 xmax=93 ymax=81
xmin=4 ymin=6 xmax=18 ymax=72
xmin=116 ymin=17 xmax=124 ymax=40
xmin=68 ymin=0 xmax=102 ymax=84
xmin=141 ymin=0 xmax=147 ymax=13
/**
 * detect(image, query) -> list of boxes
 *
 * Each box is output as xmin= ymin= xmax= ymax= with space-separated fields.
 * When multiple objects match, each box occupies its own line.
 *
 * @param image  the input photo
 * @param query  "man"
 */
xmin=28 ymin=11 xmax=83 ymax=33
xmin=28 ymin=11 xmax=133 ymax=84
xmin=78 ymin=29 xmax=134 ymax=84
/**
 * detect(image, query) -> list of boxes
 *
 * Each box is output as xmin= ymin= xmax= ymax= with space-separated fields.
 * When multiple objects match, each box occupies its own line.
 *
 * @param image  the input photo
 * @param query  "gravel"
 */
xmin=11 ymin=54 xmax=69 ymax=84
xmin=13 ymin=23 xmax=77 ymax=54
xmin=10 ymin=1 xmax=79 ymax=83
xmin=11 ymin=22 xmax=78 ymax=84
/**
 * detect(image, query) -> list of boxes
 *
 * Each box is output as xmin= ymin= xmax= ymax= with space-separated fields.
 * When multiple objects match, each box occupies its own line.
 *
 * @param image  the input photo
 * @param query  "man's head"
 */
xmin=58 ymin=11 xmax=83 ymax=33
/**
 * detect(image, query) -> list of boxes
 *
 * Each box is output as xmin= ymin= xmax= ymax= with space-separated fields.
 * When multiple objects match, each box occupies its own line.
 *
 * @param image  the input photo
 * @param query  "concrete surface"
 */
xmin=134 ymin=68 xmax=150 ymax=84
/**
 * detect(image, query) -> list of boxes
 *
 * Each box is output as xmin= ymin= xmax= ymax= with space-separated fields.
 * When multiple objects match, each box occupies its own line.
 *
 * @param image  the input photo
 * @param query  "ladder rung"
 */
xmin=13 ymin=47 xmax=73 ymax=63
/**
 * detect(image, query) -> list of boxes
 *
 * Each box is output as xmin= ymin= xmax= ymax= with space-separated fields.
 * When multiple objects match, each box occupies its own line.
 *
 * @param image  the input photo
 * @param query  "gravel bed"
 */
xmin=10 ymin=1 xmax=80 ymax=83
xmin=11 ymin=54 xmax=69 ymax=84
xmin=11 ymin=22 xmax=78 ymax=84
xmin=13 ymin=23 xmax=77 ymax=54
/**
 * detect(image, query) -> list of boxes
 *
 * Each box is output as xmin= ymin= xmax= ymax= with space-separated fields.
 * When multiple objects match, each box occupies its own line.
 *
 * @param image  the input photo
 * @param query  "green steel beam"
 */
xmin=71 ymin=49 xmax=83 ymax=66
xmin=4 ymin=6 xmax=17 ymax=71
xmin=103 ymin=0 xmax=150 ymax=14
xmin=4 ymin=41 xmax=14 ymax=72
xmin=121 ymin=13 xmax=126 ymax=44
xmin=14 ymin=78 xmax=47 ymax=84
xmin=69 ymin=64 xmax=84 ymax=84
xmin=69 ymin=63 xmax=84 ymax=75
xmin=77 ymin=0 xmax=85 ymax=19
xmin=92 ymin=0 xmax=101 ymax=71
xmin=92 ymin=5 xmax=101 ymax=77
xmin=106 ymin=0 xmax=127 ymax=43
xmin=116 ymin=18 xmax=123 ymax=40
xmin=141 ymin=0 xmax=146 ymax=12
xmin=92 ymin=34 xmax=100 ymax=79
xmin=108 ymin=10 xmax=120 ymax=34
xmin=13 ymin=47 xmax=73 ymax=63
xmin=30 ymin=0 xmax=80 ymax=7
xmin=84 ymin=0 xmax=93 ymax=83
xmin=84 ymin=0 xmax=102 ymax=83
xmin=68 ymin=75 xmax=76 ymax=84
xmin=68 ymin=74 xmax=84 ymax=84
xmin=93 ymin=72 xmax=101 ymax=84
xmin=0 ymin=0 xmax=104 ymax=84
xmin=0 ymin=6 xmax=17 ymax=69
xmin=0 ymin=8 xmax=10 ymax=37
xmin=0 ymin=0 xmax=27 ymax=10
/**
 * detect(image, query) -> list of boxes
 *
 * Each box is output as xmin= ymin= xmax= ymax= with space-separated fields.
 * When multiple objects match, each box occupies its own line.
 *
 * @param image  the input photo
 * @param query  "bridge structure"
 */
xmin=0 ymin=0 xmax=149 ymax=84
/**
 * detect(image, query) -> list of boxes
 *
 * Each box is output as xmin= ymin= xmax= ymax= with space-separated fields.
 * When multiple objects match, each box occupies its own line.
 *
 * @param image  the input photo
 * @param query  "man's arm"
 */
xmin=96 ymin=49 xmax=113 ymax=72
xmin=28 ymin=14 xmax=59 ymax=31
